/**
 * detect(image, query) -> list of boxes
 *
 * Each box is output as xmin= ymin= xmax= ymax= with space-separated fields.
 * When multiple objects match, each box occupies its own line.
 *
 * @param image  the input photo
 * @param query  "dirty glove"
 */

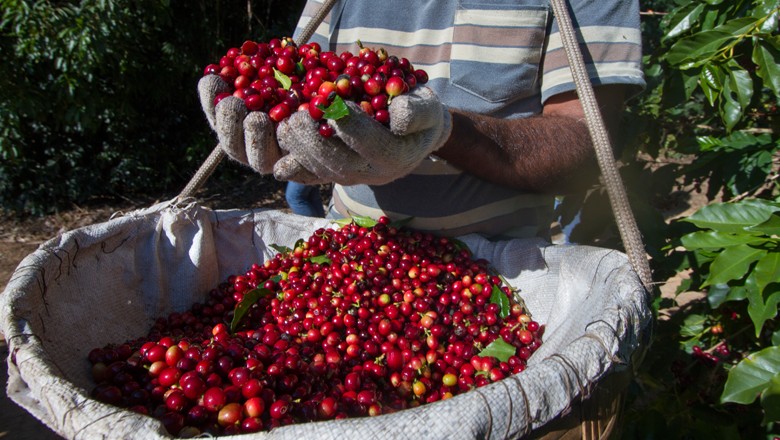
xmin=273 ymin=87 xmax=452 ymax=186
xmin=197 ymin=74 xmax=283 ymax=174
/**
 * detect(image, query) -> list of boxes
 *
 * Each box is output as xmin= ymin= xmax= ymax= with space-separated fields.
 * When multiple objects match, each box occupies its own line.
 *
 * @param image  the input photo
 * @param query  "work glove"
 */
xmin=274 ymin=86 xmax=452 ymax=186
xmin=197 ymin=74 xmax=283 ymax=174
xmin=198 ymin=74 xmax=452 ymax=185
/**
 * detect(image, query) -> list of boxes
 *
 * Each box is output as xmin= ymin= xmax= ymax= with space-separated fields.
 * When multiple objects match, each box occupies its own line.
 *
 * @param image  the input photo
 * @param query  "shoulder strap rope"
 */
xmin=549 ymin=0 xmax=653 ymax=291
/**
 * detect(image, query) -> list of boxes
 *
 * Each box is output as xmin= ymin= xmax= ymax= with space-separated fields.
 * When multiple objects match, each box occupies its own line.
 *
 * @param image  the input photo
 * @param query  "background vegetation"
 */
xmin=0 ymin=0 xmax=304 ymax=215
xmin=565 ymin=0 xmax=779 ymax=438
xmin=1 ymin=0 xmax=778 ymax=438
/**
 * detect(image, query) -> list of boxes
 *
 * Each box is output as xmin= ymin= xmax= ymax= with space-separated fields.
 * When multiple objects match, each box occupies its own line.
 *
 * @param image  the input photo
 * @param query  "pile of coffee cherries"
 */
xmin=87 ymin=217 xmax=543 ymax=436
xmin=203 ymin=37 xmax=429 ymax=137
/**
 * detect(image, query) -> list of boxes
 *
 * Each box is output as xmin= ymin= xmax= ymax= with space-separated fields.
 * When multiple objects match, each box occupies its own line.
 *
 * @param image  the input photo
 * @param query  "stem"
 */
xmin=714 ymin=6 xmax=780 ymax=62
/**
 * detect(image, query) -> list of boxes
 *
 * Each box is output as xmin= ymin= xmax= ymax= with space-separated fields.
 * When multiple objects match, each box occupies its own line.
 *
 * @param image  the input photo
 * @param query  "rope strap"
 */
xmin=549 ymin=0 xmax=653 ymax=291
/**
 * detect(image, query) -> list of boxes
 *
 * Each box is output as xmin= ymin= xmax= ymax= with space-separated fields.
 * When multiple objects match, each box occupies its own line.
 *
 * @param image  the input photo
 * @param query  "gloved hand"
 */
xmin=273 ymin=86 xmax=452 ymax=186
xmin=197 ymin=74 xmax=283 ymax=174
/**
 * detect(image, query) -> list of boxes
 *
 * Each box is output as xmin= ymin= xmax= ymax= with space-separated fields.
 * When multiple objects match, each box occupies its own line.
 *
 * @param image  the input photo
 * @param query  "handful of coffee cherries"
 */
xmin=203 ymin=37 xmax=430 ymax=137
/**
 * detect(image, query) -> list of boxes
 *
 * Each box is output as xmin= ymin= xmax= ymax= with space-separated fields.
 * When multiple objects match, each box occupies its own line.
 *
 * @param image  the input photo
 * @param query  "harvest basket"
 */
xmin=2 ymin=0 xmax=654 ymax=436
xmin=1 ymin=202 xmax=651 ymax=439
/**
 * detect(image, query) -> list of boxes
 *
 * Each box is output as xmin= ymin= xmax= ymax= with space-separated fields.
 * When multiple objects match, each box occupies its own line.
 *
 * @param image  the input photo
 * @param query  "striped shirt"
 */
xmin=294 ymin=0 xmax=645 ymax=239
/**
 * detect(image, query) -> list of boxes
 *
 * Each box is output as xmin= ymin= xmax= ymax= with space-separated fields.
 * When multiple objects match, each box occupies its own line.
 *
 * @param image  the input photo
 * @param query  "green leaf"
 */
xmin=680 ymin=230 xmax=768 ymax=250
xmin=352 ymin=215 xmax=377 ymax=228
xmin=700 ymin=7 xmax=721 ymax=33
xmin=478 ymin=337 xmax=516 ymax=362
xmin=684 ymin=202 xmax=776 ymax=232
xmin=717 ymin=130 xmax=774 ymax=151
xmin=724 ymin=284 xmax=749 ymax=303
xmin=720 ymin=61 xmax=754 ymax=131
xmin=773 ymin=329 xmax=780 ymax=346
xmin=309 ymin=254 xmax=331 ymax=264
xmin=489 ymin=286 xmax=510 ymax=318
xmin=270 ymin=244 xmax=292 ymax=255
xmin=696 ymin=135 xmax=723 ymax=152
xmin=680 ymin=68 xmax=703 ymax=100
xmin=753 ymin=41 xmax=780 ymax=99
xmin=760 ymin=376 xmax=780 ymax=424
xmin=707 ymin=284 xmax=752 ymax=309
xmin=748 ymin=291 xmax=780 ymax=337
xmin=746 ymin=274 xmax=780 ymax=336
xmin=713 ymin=16 xmax=762 ymax=36
xmin=230 ymin=287 xmax=273 ymax=332
xmin=332 ymin=218 xmax=354 ymax=228
xmin=707 ymin=283 xmax=731 ymax=308
xmin=754 ymin=252 xmax=780 ymax=294
xmin=743 ymin=198 xmax=780 ymax=211
xmin=666 ymin=31 xmax=733 ymax=67
xmin=699 ymin=64 xmax=723 ymax=106
xmin=720 ymin=89 xmax=742 ymax=132
xmin=663 ymin=3 xmax=705 ymax=41
xmin=721 ymin=345 xmax=780 ymax=405
xmin=748 ymin=214 xmax=780 ymax=236
xmin=702 ymin=244 xmax=766 ymax=287
xmin=755 ymin=2 xmax=779 ymax=33
xmin=666 ymin=17 xmax=758 ymax=68
xmin=321 ymin=95 xmax=350 ymax=120
xmin=680 ymin=313 xmax=706 ymax=338
xmin=273 ymin=68 xmax=292 ymax=90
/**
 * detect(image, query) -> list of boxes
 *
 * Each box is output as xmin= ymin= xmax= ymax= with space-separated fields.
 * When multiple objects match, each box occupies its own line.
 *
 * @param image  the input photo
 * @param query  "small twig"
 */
xmin=729 ymin=172 xmax=779 ymax=203
xmin=640 ymin=10 xmax=668 ymax=16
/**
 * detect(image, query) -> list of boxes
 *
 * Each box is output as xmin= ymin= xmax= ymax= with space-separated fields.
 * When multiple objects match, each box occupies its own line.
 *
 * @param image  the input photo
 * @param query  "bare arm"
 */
xmin=434 ymin=85 xmax=628 ymax=194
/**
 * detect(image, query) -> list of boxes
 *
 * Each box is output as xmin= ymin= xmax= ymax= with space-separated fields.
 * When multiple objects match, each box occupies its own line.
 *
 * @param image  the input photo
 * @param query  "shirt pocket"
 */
xmin=450 ymin=2 xmax=550 ymax=103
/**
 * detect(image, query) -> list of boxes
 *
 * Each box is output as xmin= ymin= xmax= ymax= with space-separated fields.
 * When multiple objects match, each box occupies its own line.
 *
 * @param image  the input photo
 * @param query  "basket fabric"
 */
xmin=1 ymin=202 xmax=651 ymax=439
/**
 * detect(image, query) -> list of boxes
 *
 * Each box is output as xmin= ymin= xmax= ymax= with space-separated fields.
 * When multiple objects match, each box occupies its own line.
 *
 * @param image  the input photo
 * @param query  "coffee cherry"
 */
xmin=244 ymin=94 xmax=265 ymax=112
xmin=268 ymin=103 xmax=291 ymax=123
xmin=318 ymin=121 xmax=334 ymax=138
xmin=218 ymin=402 xmax=243 ymax=427
xmin=269 ymin=399 xmax=291 ymax=419
xmin=385 ymin=76 xmax=407 ymax=98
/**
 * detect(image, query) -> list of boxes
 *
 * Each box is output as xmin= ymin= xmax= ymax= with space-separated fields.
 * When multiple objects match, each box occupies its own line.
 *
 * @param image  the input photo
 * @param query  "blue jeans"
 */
xmin=285 ymin=182 xmax=325 ymax=217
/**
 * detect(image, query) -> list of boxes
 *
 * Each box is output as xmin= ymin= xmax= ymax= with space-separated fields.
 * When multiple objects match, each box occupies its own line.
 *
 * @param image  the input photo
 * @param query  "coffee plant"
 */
xmin=617 ymin=1 xmax=780 ymax=438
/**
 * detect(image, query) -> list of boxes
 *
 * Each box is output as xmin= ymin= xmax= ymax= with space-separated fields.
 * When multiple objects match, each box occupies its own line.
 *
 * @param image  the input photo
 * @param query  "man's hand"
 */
xmin=273 ymin=87 xmax=452 ymax=186
xmin=197 ymin=75 xmax=284 ymax=174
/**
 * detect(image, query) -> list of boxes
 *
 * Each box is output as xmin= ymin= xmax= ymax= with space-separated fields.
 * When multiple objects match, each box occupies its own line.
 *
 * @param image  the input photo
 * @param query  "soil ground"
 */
xmin=0 ymin=170 xmax=707 ymax=439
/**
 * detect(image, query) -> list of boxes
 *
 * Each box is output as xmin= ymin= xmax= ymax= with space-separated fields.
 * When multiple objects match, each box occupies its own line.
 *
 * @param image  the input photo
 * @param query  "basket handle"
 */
xmin=549 ymin=0 xmax=653 ymax=291
xmin=175 ymin=0 xmax=339 ymax=202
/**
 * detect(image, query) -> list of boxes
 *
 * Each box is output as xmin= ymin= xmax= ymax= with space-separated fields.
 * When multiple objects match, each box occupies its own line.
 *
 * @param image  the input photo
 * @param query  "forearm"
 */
xmin=435 ymin=110 xmax=598 ymax=194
